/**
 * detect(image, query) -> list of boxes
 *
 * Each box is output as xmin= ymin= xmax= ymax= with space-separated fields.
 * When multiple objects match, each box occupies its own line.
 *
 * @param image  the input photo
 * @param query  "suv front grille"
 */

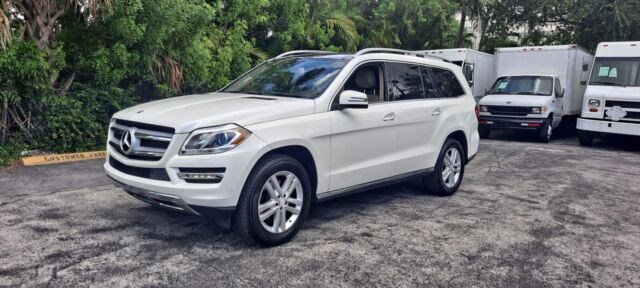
xmin=108 ymin=157 xmax=170 ymax=181
xmin=487 ymin=106 xmax=531 ymax=116
xmin=108 ymin=119 xmax=175 ymax=161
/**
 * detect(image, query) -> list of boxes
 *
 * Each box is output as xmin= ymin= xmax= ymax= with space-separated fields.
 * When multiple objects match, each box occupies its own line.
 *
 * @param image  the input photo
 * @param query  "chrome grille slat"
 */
xmin=109 ymin=119 xmax=175 ymax=161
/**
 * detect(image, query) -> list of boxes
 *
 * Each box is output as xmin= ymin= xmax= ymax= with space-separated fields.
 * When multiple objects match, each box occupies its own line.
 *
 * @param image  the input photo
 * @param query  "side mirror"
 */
xmin=337 ymin=90 xmax=368 ymax=109
xmin=558 ymin=88 xmax=565 ymax=98
xmin=468 ymin=80 xmax=474 ymax=87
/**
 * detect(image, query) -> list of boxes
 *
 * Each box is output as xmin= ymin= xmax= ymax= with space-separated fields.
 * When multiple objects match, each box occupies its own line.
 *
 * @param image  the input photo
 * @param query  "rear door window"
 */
xmin=431 ymin=68 xmax=465 ymax=98
xmin=386 ymin=62 xmax=425 ymax=101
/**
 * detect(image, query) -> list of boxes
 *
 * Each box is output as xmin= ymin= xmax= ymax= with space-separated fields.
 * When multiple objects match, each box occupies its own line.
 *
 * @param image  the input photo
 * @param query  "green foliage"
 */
xmin=41 ymin=85 xmax=134 ymax=153
xmin=1 ymin=0 xmax=639 ymax=157
xmin=0 ymin=141 xmax=24 ymax=167
xmin=0 ymin=41 xmax=54 ymax=106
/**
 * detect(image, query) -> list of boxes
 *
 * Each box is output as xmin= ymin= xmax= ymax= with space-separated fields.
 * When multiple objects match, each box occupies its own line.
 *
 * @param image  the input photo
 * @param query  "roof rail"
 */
xmin=275 ymin=50 xmax=338 ymax=59
xmin=355 ymin=48 xmax=450 ymax=63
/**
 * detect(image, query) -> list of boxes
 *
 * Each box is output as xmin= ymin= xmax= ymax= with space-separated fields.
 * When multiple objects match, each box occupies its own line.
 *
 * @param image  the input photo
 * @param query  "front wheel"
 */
xmin=538 ymin=121 xmax=552 ymax=143
xmin=577 ymin=130 xmax=595 ymax=146
xmin=233 ymin=154 xmax=311 ymax=246
xmin=478 ymin=127 xmax=491 ymax=139
xmin=423 ymin=139 xmax=465 ymax=196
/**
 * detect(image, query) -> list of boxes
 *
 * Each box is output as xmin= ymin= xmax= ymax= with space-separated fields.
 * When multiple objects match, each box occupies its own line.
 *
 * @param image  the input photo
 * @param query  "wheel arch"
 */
xmin=254 ymin=145 xmax=319 ymax=200
xmin=446 ymin=130 xmax=469 ymax=163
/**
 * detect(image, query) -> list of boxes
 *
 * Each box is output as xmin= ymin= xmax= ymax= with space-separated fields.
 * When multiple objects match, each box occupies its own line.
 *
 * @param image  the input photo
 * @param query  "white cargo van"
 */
xmin=576 ymin=41 xmax=640 ymax=145
xmin=478 ymin=45 xmax=594 ymax=142
xmin=418 ymin=49 xmax=495 ymax=102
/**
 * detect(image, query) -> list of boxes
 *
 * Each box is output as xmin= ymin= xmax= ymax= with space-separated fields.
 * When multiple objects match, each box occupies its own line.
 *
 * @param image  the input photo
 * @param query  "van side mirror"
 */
xmin=468 ymin=80 xmax=474 ymax=87
xmin=337 ymin=90 xmax=368 ymax=109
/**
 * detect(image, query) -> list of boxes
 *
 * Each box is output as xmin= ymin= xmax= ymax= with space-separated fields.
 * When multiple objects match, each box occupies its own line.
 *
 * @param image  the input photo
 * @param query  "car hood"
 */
xmin=113 ymin=92 xmax=316 ymax=133
xmin=480 ymin=94 xmax=551 ymax=107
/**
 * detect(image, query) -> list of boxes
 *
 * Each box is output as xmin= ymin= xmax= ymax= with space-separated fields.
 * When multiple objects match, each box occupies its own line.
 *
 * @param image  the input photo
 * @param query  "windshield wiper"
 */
xmin=515 ymin=92 xmax=548 ymax=96
xmin=590 ymin=81 xmax=620 ymax=86
xmin=260 ymin=91 xmax=305 ymax=98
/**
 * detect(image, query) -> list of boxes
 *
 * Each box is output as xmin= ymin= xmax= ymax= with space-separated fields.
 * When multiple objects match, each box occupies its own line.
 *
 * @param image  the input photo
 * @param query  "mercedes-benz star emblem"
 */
xmin=120 ymin=130 xmax=134 ymax=155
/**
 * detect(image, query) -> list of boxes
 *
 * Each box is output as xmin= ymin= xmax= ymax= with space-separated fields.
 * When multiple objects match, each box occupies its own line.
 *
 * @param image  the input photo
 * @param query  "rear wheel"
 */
xmin=538 ymin=120 xmax=552 ymax=143
xmin=577 ymin=130 xmax=595 ymax=146
xmin=423 ymin=139 xmax=465 ymax=196
xmin=233 ymin=154 xmax=311 ymax=246
xmin=478 ymin=127 xmax=491 ymax=139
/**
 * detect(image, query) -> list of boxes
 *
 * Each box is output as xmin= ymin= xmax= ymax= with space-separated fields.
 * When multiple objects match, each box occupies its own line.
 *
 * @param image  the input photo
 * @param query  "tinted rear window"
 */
xmin=431 ymin=68 xmax=465 ymax=98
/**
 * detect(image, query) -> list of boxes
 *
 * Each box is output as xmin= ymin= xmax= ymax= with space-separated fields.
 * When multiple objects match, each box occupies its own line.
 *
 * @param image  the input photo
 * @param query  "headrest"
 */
xmin=355 ymin=69 xmax=377 ymax=89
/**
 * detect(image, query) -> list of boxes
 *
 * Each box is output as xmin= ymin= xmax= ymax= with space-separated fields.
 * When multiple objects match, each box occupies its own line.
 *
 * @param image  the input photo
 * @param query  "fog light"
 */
xmin=177 ymin=172 xmax=224 ymax=182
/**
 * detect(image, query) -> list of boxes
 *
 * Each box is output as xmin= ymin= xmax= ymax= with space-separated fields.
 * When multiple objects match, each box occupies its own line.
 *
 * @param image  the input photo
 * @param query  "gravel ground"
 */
xmin=1 ymin=136 xmax=639 ymax=287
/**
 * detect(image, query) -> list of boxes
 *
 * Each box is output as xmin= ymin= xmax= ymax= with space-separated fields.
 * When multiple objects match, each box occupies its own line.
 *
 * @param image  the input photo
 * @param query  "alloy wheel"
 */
xmin=257 ymin=171 xmax=304 ymax=234
xmin=442 ymin=147 xmax=462 ymax=188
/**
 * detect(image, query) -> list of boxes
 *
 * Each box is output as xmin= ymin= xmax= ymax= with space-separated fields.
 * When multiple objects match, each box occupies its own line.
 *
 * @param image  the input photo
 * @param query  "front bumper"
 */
xmin=104 ymin=134 xmax=267 ymax=209
xmin=577 ymin=118 xmax=640 ymax=136
xmin=109 ymin=176 xmax=236 ymax=228
xmin=478 ymin=116 xmax=549 ymax=129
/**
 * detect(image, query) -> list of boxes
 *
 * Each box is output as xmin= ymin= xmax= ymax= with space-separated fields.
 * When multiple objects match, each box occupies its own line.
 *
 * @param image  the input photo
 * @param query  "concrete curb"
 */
xmin=20 ymin=151 xmax=106 ymax=166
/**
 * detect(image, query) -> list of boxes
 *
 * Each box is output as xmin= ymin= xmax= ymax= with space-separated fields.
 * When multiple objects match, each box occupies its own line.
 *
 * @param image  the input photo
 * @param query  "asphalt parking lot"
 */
xmin=1 ymin=130 xmax=640 ymax=287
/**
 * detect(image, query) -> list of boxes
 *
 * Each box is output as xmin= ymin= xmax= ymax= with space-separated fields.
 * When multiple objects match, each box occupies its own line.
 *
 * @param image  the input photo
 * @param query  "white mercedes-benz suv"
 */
xmin=105 ymin=48 xmax=480 ymax=246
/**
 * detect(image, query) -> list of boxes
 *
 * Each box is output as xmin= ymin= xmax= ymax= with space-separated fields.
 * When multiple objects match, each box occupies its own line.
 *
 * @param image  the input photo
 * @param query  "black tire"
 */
xmin=423 ymin=139 xmax=465 ymax=197
xmin=478 ymin=127 xmax=491 ymax=139
xmin=537 ymin=120 xmax=552 ymax=143
xmin=233 ymin=154 xmax=312 ymax=246
xmin=577 ymin=130 xmax=595 ymax=146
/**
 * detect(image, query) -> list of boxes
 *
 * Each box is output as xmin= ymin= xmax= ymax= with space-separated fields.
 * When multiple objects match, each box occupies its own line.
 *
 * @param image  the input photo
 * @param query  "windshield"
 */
xmin=590 ymin=57 xmax=640 ymax=87
xmin=489 ymin=76 xmax=553 ymax=96
xmin=222 ymin=57 xmax=347 ymax=99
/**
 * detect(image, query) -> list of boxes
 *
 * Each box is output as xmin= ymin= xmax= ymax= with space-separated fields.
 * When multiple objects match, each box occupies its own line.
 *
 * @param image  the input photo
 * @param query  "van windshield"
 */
xmin=488 ymin=76 xmax=553 ymax=96
xmin=222 ymin=57 xmax=347 ymax=99
xmin=590 ymin=57 xmax=640 ymax=87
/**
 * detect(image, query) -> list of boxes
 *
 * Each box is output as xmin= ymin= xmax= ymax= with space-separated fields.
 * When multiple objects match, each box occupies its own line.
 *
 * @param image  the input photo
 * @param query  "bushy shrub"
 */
xmin=0 ymin=142 xmax=25 ymax=167
xmin=40 ymin=85 xmax=135 ymax=153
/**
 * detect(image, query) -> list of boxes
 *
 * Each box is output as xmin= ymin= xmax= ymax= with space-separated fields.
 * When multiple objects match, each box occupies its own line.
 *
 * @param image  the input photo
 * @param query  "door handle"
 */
xmin=383 ymin=112 xmax=396 ymax=122
xmin=432 ymin=108 xmax=441 ymax=116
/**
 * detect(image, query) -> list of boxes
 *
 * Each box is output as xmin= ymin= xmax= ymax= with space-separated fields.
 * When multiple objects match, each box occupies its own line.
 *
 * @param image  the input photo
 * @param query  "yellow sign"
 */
xmin=20 ymin=151 xmax=107 ymax=166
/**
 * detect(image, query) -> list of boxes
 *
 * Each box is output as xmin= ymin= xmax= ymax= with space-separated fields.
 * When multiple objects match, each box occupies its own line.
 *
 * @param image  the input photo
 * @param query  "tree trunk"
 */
xmin=478 ymin=18 xmax=489 ymax=51
xmin=456 ymin=10 xmax=467 ymax=48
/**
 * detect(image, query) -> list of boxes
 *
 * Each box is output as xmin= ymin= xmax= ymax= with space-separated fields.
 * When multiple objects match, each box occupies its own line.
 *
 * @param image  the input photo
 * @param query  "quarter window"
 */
xmin=420 ymin=66 xmax=440 ymax=98
xmin=431 ymin=68 xmax=465 ymax=98
xmin=386 ymin=62 xmax=425 ymax=101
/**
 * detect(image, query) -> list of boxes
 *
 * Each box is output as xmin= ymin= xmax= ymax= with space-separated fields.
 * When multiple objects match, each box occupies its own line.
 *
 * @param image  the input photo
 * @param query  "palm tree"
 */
xmin=306 ymin=0 xmax=361 ymax=51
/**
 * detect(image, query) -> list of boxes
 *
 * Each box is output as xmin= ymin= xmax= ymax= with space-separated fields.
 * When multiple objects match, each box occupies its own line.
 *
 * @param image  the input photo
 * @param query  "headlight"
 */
xmin=480 ymin=106 xmax=489 ymax=112
xmin=588 ymin=99 xmax=600 ymax=109
xmin=530 ymin=106 xmax=547 ymax=114
xmin=181 ymin=124 xmax=251 ymax=155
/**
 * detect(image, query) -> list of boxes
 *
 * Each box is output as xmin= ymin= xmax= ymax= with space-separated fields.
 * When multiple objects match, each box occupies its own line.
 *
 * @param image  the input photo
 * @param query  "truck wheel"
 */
xmin=423 ymin=139 xmax=465 ymax=197
xmin=577 ymin=130 xmax=595 ymax=146
xmin=478 ymin=127 xmax=491 ymax=139
xmin=233 ymin=154 xmax=311 ymax=246
xmin=538 ymin=121 xmax=552 ymax=143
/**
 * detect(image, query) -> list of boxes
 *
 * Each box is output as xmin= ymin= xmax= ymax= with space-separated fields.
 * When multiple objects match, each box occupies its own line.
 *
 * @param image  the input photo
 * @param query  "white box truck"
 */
xmin=417 ymin=49 xmax=495 ymax=102
xmin=478 ymin=45 xmax=594 ymax=142
xmin=576 ymin=41 xmax=640 ymax=145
